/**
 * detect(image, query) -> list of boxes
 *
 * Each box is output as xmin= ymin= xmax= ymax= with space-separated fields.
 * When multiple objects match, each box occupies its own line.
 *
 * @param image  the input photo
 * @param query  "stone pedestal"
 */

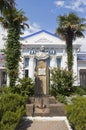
xmin=35 ymin=61 xmax=49 ymax=96
xmin=26 ymin=96 xmax=66 ymax=117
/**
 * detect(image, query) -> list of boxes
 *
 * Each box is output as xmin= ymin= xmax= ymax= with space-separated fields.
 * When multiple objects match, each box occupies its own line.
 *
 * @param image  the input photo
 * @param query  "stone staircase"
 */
xmin=26 ymin=96 xmax=66 ymax=117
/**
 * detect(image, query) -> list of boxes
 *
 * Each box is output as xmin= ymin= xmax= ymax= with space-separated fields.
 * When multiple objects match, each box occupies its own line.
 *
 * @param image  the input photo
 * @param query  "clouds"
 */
xmin=0 ymin=22 xmax=41 ymax=49
xmin=54 ymin=1 xmax=64 ymax=7
xmin=28 ymin=22 xmax=41 ymax=33
xmin=54 ymin=0 xmax=86 ymax=12
xmin=22 ymin=22 xmax=41 ymax=36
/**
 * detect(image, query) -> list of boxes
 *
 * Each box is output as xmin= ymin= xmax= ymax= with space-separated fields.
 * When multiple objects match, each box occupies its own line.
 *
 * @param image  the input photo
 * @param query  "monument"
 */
xmin=35 ymin=46 xmax=49 ymax=96
xmin=35 ymin=46 xmax=49 ymax=60
xmin=33 ymin=46 xmax=50 ymax=114
xmin=26 ymin=46 xmax=65 ymax=116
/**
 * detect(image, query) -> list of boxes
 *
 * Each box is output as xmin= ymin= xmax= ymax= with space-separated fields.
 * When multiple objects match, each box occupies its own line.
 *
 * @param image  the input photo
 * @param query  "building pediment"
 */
xmin=21 ymin=30 xmax=65 ymax=46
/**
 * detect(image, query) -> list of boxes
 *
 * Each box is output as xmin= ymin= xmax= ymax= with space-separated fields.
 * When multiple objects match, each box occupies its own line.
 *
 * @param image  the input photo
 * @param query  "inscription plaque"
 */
xmin=38 ymin=68 xmax=46 ymax=75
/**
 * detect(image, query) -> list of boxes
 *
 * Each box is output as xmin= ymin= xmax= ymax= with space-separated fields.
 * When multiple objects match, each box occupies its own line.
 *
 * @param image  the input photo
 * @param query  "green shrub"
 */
xmin=66 ymin=97 xmax=86 ymax=130
xmin=0 ymin=111 xmax=21 ymax=130
xmin=56 ymin=94 xmax=67 ymax=104
xmin=11 ymin=77 xmax=34 ymax=97
xmin=0 ymin=93 xmax=25 ymax=113
xmin=0 ymin=93 xmax=25 ymax=130
xmin=74 ymin=86 xmax=86 ymax=96
xmin=0 ymin=87 xmax=11 ymax=95
xmin=19 ymin=77 xmax=34 ymax=96
xmin=50 ymin=68 xmax=74 ymax=96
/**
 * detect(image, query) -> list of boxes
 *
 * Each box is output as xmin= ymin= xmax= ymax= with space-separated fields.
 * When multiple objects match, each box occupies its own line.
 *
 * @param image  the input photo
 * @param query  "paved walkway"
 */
xmin=16 ymin=117 xmax=71 ymax=130
xmin=27 ymin=120 xmax=68 ymax=130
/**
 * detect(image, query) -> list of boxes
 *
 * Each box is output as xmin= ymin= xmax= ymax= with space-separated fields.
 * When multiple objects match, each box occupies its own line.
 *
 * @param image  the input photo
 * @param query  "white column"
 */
xmin=62 ymin=49 xmax=67 ymax=69
xmin=29 ymin=55 xmax=35 ymax=79
xmin=50 ymin=55 xmax=57 ymax=68
xmin=7 ymin=74 xmax=10 ymax=86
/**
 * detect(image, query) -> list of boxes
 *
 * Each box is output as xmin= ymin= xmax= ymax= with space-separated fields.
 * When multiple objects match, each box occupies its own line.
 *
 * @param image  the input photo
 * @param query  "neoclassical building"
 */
xmin=0 ymin=30 xmax=86 ymax=87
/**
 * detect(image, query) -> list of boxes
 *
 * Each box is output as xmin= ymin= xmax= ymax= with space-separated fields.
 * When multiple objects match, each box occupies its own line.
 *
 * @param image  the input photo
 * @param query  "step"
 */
xmin=34 ymin=107 xmax=50 ymax=116
xmin=26 ymin=104 xmax=34 ymax=116
xmin=49 ymin=103 xmax=66 ymax=116
xmin=49 ymin=96 xmax=57 ymax=104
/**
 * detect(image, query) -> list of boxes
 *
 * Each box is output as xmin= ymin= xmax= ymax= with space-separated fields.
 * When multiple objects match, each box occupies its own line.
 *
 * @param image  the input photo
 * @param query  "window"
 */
xmin=57 ymin=58 xmax=61 ymax=67
xmin=1 ymin=71 xmax=7 ymax=86
xmin=80 ymin=69 xmax=86 ymax=87
xmin=25 ymin=69 xmax=29 ymax=77
xmin=50 ymin=48 xmax=56 ymax=54
xmin=24 ymin=57 xmax=29 ymax=67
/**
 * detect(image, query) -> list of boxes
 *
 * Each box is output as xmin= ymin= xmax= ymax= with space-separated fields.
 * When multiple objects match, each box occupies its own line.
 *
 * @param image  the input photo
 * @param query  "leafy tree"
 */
xmin=0 ymin=6 xmax=29 ymax=86
xmin=50 ymin=68 xmax=74 ymax=96
xmin=56 ymin=13 xmax=86 ymax=72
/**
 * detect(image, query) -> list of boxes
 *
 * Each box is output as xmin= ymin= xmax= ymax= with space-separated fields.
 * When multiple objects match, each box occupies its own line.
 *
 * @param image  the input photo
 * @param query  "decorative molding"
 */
xmin=35 ymin=37 xmax=53 ymax=43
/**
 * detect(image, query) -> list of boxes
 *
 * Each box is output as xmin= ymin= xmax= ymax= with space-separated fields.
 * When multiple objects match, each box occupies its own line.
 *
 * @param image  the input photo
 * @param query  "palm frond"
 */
xmin=0 ymin=16 xmax=8 ymax=28
xmin=75 ymin=31 xmax=85 ymax=38
xmin=13 ymin=9 xmax=28 ymax=23
xmin=0 ymin=0 xmax=15 ymax=13
xmin=56 ymin=27 xmax=65 ymax=40
xmin=56 ymin=12 xmax=86 ymax=40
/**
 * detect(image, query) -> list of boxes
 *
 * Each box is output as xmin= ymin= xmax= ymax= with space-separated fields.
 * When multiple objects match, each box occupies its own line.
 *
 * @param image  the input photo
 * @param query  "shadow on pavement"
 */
xmin=15 ymin=119 xmax=33 ymax=130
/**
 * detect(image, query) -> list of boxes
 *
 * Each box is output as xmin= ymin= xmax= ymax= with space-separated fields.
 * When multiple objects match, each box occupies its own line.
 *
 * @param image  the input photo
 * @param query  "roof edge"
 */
xmin=21 ymin=30 xmax=61 ymax=40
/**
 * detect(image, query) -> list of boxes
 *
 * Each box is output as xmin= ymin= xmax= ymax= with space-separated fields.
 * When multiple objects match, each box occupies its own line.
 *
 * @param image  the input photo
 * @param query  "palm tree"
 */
xmin=56 ymin=13 xmax=86 ymax=71
xmin=0 ymin=0 xmax=15 ymax=13
xmin=0 ymin=7 xmax=29 ymax=86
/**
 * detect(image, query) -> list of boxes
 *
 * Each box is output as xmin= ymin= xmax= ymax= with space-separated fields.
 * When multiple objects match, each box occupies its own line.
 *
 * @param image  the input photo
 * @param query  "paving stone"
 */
xmin=16 ymin=119 xmax=69 ymax=130
xmin=27 ymin=120 xmax=69 ymax=130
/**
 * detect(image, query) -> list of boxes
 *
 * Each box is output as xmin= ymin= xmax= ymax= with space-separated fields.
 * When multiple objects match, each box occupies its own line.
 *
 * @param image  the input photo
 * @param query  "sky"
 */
xmin=0 ymin=0 xmax=86 ymax=50
xmin=15 ymin=0 xmax=86 ymax=34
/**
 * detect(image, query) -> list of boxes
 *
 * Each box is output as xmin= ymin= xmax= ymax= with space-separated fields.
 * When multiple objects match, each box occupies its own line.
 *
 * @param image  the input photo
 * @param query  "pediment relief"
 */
xmin=22 ymin=31 xmax=65 ymax=45
xmin=34 ymin=37 xmax=53 ymax=43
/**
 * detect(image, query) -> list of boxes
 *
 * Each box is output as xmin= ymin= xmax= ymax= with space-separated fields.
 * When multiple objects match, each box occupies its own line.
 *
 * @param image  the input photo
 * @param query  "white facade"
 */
xmin=19 ymin=30 xmax=81 ymax=85
xmin=0 ymin=30 xmax=86 ymax=87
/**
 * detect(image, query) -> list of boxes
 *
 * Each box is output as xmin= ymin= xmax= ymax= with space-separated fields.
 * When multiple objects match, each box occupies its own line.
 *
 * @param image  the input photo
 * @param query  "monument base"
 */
xmin=26 ymin=96 xmax=66 ymax=117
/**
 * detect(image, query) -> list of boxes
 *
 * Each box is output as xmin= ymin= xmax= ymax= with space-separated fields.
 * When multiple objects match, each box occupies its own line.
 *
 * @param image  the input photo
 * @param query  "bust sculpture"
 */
xmin=35 ymin=46 xmax=49 ymax=60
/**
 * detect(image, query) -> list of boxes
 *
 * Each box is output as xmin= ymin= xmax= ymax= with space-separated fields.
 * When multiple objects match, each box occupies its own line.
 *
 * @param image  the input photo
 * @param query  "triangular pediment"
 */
xmin=21 ymin=30 xmax=65 ymax=45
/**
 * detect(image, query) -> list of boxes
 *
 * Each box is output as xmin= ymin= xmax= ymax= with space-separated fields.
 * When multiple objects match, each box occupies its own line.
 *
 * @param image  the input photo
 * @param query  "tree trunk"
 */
xmin=65 ymin=26 xmax=74 ymax=71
